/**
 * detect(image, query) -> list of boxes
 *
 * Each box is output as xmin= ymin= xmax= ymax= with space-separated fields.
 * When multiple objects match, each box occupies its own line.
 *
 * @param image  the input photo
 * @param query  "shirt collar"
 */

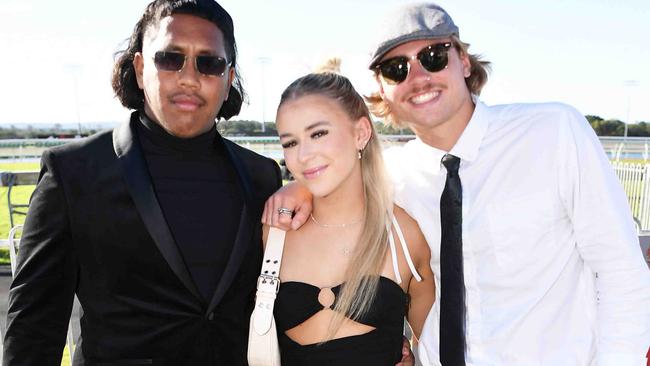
xmin=403 ymin=97 xmax=490 ymax=172
xmin=449 ymin=97 xmax=489 ymax=163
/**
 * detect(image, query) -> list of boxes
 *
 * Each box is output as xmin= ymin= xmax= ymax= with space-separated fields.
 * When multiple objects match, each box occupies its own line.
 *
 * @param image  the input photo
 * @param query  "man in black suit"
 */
xmin=3 ymin=1 xmax=281 ymax=365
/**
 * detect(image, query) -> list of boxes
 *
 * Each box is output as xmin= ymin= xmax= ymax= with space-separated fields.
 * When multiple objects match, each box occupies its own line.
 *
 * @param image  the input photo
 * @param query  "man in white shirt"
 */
xmin=265 ymin=3 xmax=650 ymax=365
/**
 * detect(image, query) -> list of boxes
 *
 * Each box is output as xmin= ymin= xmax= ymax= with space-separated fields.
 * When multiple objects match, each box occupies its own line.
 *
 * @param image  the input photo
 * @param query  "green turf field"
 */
xmin=0 ymin=162 xmax=39 ymax=264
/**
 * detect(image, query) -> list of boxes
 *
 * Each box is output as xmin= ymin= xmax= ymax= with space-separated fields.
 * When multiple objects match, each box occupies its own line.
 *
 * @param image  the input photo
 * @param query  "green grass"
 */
xmin=615 ymin=159 xmax=648 ymax=164
xmin=0 ymin=162 xmax=40 ymax=171
xmin=0 ymin=185 xmax=34 ymax=236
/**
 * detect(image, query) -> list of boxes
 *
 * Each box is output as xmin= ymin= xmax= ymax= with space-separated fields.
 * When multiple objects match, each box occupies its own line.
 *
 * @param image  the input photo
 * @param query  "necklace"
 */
xmin=309 ymin=214 xmax=362 ymax=255
xmin=309 ymin=213 xmax=363 ymax=228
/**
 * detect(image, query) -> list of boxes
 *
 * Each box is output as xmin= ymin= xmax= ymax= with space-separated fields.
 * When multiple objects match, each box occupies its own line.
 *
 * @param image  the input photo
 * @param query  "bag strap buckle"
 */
xmin=257 ymin=274 xmax=280 ymax=294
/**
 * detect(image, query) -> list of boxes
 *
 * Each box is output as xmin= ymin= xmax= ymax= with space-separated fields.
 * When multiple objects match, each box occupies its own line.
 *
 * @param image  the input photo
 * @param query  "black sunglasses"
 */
xmin=153 ymin=51 xmax=230 ymax=77
xmin=375 ymin=42 xmax=452 ymax=84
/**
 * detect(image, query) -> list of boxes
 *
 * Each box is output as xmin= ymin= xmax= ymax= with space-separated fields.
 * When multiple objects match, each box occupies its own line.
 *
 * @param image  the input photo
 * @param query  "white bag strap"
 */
xmin=252 ymin=227 xmax=286 ymax=335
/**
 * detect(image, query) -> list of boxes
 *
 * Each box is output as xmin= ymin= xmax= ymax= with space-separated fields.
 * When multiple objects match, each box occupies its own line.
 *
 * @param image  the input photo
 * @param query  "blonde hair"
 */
xmin=278 ymin=60 xmax=393 ymax=340
xmin=366 ymin=35 xmax=491 ymax=127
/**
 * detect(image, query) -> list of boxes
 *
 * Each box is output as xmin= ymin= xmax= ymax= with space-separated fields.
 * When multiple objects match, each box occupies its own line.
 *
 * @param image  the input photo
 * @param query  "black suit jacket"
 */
xmin=3 ymin=113 xmax=282 ymax=366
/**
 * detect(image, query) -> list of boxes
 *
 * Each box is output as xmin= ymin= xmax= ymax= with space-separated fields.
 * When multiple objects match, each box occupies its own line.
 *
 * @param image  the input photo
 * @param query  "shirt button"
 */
xmin=207 ymin=312 xmax=215 ymax=321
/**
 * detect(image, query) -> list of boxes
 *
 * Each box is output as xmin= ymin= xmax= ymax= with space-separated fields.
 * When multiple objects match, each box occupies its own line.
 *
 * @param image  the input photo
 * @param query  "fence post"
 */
xmin=642 ymin=165 xmax=650 ymax=231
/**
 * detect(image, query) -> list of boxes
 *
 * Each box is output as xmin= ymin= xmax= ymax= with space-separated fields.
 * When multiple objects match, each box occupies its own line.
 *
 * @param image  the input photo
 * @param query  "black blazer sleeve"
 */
xmin=268 ymin=159 xmax=282 ymax=197
xmin=3 ymin=150 xmax=79 ymax=366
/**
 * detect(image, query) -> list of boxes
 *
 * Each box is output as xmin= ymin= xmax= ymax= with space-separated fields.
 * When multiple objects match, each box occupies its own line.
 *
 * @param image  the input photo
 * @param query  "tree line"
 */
xmin=1 ymin=116 xmax=648 ymax=139
xmin=216 ymin=120 xmax=415 ymax=136
xmin=585 ymin=115 xmax=650 ymax=137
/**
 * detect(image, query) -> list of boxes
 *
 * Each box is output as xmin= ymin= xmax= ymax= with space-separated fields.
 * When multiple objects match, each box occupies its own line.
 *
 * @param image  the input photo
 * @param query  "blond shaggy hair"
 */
xmin=366 ymin=35 xmax=491 ymax=127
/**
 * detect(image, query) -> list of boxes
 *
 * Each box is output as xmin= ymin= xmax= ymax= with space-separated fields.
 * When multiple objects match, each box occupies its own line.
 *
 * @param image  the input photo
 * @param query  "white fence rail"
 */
xmin=2 ymin=136 xmax=650 ymax=161
xmin=601 ymin=136 xmax=650 ymax=162
xmin=612 ymin=162 xmax=650 ymax=231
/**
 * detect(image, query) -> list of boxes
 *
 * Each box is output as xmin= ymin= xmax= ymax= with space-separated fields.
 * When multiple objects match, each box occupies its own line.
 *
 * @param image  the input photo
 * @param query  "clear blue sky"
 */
xmin=1 ymin=0 xmax=648 ymax=127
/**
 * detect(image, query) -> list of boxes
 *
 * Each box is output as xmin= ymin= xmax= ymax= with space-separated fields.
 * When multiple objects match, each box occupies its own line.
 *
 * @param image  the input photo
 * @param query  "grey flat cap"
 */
xmin=368 ymin=2 xmax=459 ymax=69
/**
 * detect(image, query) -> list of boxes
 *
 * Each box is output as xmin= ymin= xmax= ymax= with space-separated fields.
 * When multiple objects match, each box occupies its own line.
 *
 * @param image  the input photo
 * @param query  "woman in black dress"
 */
xmin=263 ymin=65 xmax=435 ymax=365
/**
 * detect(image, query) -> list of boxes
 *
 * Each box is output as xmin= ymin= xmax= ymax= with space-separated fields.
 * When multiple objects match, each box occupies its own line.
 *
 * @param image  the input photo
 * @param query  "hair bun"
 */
xmin=314 ymin=57 xmax=342 ymax=74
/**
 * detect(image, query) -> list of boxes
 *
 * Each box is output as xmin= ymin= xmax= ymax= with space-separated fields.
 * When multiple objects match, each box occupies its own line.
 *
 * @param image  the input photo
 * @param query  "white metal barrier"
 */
xmin=612 ymin=162 xmax=650 ymax=231
xmin=601 ymin=136 xmax=650 ymax=162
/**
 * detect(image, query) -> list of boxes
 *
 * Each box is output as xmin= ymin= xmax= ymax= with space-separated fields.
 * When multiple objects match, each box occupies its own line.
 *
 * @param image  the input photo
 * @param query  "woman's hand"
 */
xmin=262 ymin=181 xmax=313 ymax=230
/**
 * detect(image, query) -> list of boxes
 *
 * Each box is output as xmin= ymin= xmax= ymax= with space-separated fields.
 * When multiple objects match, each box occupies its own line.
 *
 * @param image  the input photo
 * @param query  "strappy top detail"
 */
xmin=387 ymin=214 xmax=422 ymax=284
xmin=275 ymin=214 xmax=422 ymax=332
xmin=272 ymin=215 xmax=422 ymax=365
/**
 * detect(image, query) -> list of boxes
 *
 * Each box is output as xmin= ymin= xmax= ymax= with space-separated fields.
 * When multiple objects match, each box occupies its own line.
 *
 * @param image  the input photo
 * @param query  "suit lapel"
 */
xmin=112 ymin=113 xmax=202 ymax=301
xmin=206 ymin=139 xmax=256 ymax=313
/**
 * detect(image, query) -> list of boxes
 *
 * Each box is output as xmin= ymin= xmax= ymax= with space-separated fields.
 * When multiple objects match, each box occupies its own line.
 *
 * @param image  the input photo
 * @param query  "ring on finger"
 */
xmin=277 ymin=207 xmax=294 ymax=216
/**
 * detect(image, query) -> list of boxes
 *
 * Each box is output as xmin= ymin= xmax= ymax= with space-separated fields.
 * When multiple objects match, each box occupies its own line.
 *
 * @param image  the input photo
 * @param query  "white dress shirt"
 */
xmin=384 ymin=100 xmax=650 ymax=365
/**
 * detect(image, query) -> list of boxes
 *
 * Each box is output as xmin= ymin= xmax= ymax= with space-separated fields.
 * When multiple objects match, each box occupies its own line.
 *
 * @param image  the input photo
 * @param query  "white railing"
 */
xmin=612 ymin=162 xmax=650 ymax=231
xmin=601 ymin=136 xmax=650 ymax=162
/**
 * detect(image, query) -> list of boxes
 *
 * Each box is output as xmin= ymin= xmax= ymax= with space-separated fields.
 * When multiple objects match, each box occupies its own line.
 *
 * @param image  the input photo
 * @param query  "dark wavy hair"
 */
xmin=111 ymin=0 xmax=246 ymax=120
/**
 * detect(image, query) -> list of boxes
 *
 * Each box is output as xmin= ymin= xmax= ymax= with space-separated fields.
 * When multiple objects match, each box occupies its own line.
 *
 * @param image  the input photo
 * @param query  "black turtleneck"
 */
xmin=137 ymin=112 xmax=243 ymax=302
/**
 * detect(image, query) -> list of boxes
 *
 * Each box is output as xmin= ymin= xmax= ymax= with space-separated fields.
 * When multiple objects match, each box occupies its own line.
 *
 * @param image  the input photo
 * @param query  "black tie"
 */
xmin=439 ymin=154 xmax=466 ymax=366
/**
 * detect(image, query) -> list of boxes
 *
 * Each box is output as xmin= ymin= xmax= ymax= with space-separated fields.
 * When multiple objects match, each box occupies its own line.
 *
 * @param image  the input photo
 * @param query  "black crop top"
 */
xmin=272 ymin=217 xmax=421 ymax=365
xmin=273 ymin=276 xmax=409 ymax=366
xmin=275 ymin=276 xmax=408 ymax=332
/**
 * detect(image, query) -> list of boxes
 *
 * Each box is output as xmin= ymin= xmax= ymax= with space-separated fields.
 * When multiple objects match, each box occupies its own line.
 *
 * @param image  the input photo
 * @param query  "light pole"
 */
xmin=65 ymin=64 xmax=83 ymax=137
xmin=623 ymin=80 xmax=639 ymax=140
xmin=257 ymin=57 xmax=271 ymax=133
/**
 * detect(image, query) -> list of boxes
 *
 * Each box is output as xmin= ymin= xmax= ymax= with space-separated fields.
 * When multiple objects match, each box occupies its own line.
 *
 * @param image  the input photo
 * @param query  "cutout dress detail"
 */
xmin=273 ymin=217 xmax=421 ymax=365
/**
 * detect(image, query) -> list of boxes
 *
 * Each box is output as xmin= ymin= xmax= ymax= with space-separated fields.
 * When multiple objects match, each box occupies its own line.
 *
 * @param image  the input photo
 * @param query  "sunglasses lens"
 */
xmin=154 ymin=52 xmax=185 ymax=71
xmin=377 ymin=43 xmax=452 ymax=85
xmin=196 ymin=56 xmax=228 ymax=76
xmin=378 ymin=58 xmax=409 ymax=84
xmin=419 ymin=43 xmax=450 ymax=73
